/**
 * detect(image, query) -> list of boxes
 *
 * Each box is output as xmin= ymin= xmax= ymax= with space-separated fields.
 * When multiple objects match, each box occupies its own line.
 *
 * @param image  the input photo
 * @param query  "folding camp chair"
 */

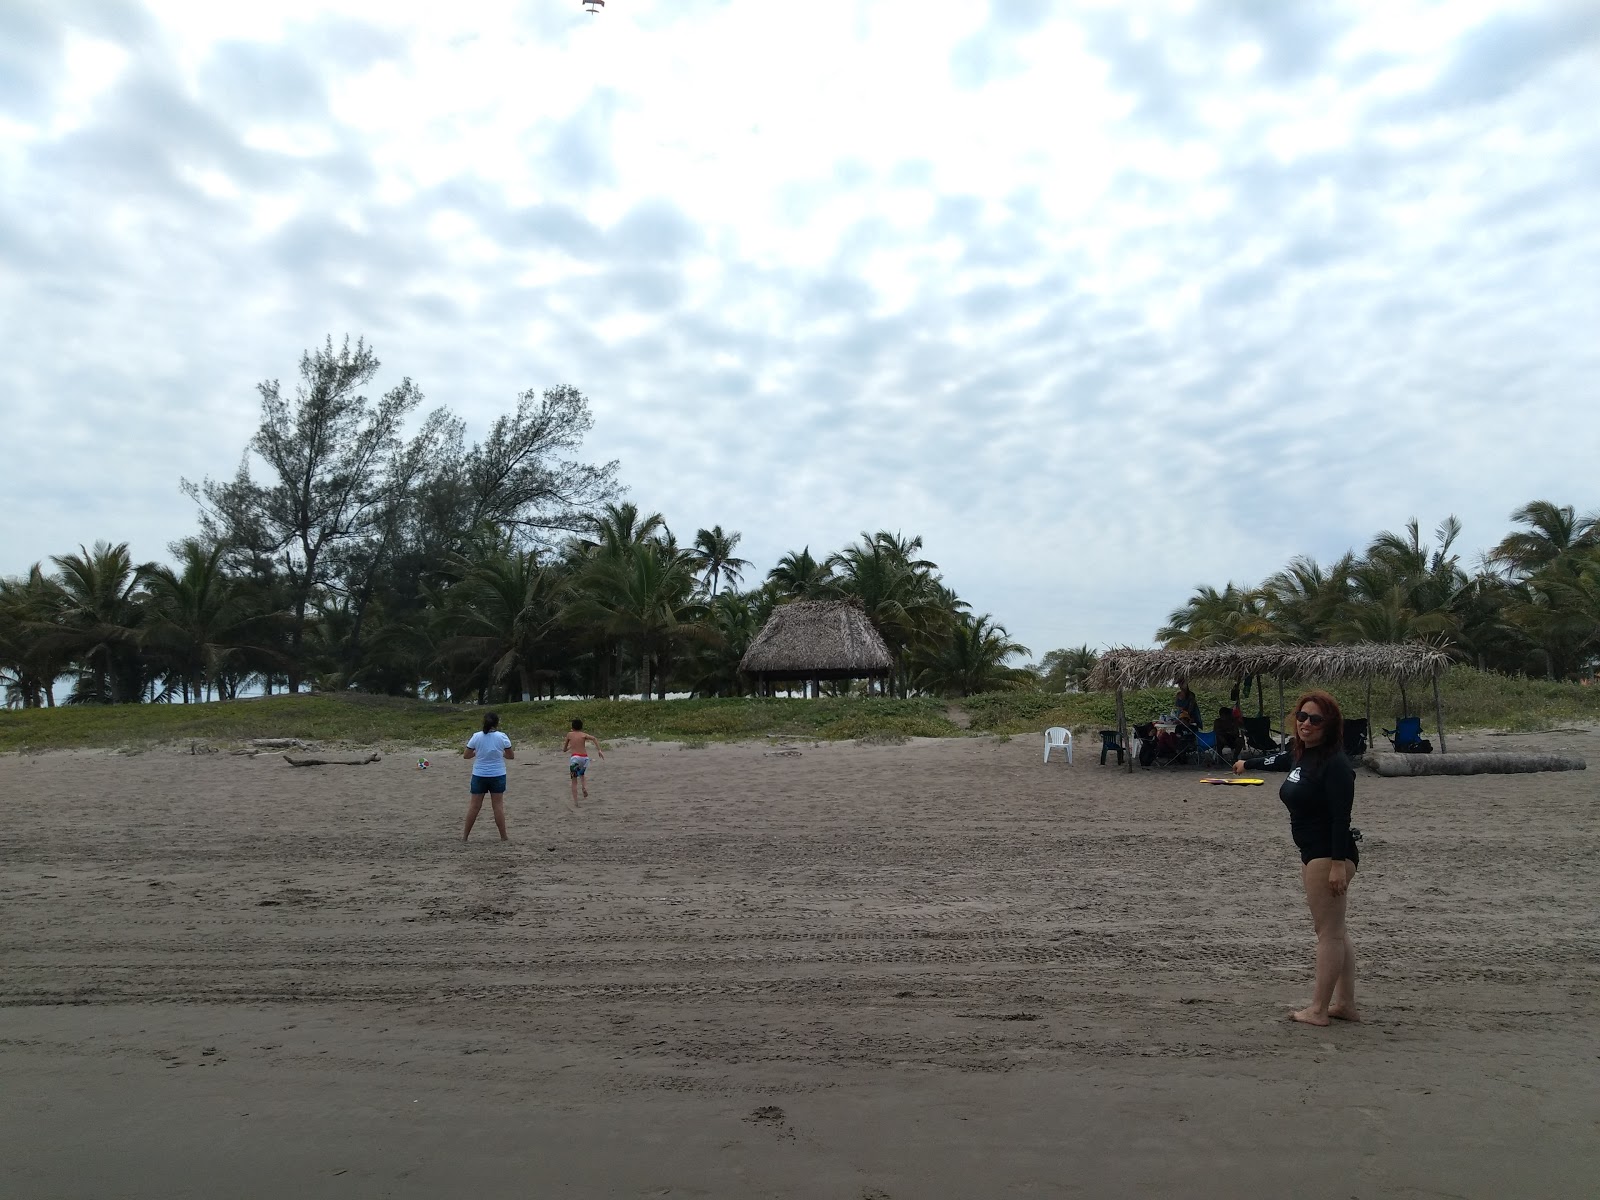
xmin=1137 ymin=717 xmax=1199 ymax=767
xmin=1171 ymin=716 xmax=1204 ymax=765
xmin=1241 ymin=715 xmax=1281 ymax=756
xmin=1043 ymin=726 xmax=1073 ymax=764
xmin=1192 ymin=730 xmax=1227 ymax=769
xmin=1343 ymin=718 xmax=1370 ymax=757
xmin=1384 ymin=716 xmax=1431 ymax=753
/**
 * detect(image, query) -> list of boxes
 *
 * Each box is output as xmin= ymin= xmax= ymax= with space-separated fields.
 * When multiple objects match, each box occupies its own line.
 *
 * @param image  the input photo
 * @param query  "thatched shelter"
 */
xmin=1085 ymin=642 xmax=1457 ymax=772
xmin=740 ymin=600 xmax=892 ymax=697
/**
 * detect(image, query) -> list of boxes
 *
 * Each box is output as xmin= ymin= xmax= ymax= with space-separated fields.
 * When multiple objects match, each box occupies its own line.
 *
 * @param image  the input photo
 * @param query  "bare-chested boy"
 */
xmin=562 ymin=718 xmax=605 ymax=806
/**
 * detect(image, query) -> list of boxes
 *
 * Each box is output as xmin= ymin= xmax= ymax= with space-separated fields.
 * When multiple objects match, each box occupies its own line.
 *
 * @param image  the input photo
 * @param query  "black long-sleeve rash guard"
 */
xmin=1245 ymin=749 xmax=1357 ymax=863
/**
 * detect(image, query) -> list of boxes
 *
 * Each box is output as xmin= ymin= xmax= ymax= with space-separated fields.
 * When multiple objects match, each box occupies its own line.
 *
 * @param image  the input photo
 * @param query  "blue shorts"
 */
xmin=470 ymin=774 xmax=507 ymax=795
xmin=569 ymin=755 xmax=589 ymax=778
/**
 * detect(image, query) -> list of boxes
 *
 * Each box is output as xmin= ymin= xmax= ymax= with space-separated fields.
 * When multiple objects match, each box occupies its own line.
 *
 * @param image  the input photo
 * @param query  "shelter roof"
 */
xmin=739 ymin=600 xmax=892 ymax=677
xmin=1085 ymin=642 xmax=1453 ymax=691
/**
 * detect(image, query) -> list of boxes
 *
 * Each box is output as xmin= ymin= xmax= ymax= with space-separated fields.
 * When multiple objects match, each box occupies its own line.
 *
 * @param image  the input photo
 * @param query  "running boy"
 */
xmin=562 ymin=718 xmax=605 ymax=805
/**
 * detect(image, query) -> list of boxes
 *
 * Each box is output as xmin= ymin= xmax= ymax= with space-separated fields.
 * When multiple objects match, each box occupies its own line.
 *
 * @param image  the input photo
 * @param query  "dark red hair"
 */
xmin=1290 ymin=690 xmax=1343 ymax=763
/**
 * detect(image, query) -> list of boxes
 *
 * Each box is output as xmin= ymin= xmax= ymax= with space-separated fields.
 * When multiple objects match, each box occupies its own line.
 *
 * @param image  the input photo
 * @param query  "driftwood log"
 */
xmin=282 ymin=753 xmax=382 ymax=767
xmin=1363 ymin=752 xmax=1586 ymax=777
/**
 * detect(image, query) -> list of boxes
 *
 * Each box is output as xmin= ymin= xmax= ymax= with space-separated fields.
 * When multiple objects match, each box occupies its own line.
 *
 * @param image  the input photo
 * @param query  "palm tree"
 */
xmin=831 ymin=531 xmax=954 ymax=696
xmin=766 ymin=547 xmax=836 ymax=599
xmin=914 ymin=613 xmax=1032 ymax=697
xmin=1034 ymin=644 xmax=1100 ymax=693
xmin=51 ymin=541 xmax=149 ymax=703
xmin=682 ymin=588 xmax=766 ymax=696
xmin=1158 ymin=583 xmax=1275 ymax=647
xmin=0 ymin=564 xmax=67 ymax=708
xmin=1488 ymin=501 xmax=1600 ymax=578
xmin=566 ymin=541 xmax=709 ymax=699
xmin=689 ymin=526 xmax=750 ymax=598
xmin=1507 ymin=547 xmax=1600 ymax=679
xmin=436 ymin=549 xmax=567 ymax=702
xmin=590 ymin=501 xmax=669 ymax=557
xmin=1330 ymin=518 xmax=1467 ymax=656
xmin=1260 ymin=555 xmax=1351 ymax=643
xmin=140 ymin=539 xmax=280 ymax=702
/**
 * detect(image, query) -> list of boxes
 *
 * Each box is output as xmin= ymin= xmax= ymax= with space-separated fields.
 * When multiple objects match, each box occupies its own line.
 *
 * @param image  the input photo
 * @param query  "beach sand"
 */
xmin=2 ymin=729 xmax=1597 ymax=1198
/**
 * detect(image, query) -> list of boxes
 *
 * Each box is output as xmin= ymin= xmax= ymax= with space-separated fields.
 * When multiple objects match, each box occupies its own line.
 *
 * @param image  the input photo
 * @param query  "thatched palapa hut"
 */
xmin=740 ymin=600 xmax=892 ymax=697
xmin=1085 ymin=642 xmax=1456 ymax=772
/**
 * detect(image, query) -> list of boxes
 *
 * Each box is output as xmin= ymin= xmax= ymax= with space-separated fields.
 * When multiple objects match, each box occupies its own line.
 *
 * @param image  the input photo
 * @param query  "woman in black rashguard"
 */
xmin=1234 ymin=689 xmax=1360 ymax=1026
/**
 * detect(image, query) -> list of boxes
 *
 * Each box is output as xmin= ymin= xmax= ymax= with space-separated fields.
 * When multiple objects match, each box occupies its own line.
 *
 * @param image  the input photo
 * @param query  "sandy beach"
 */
xmin=2 ymin=730 xmax=1597 ymax=1198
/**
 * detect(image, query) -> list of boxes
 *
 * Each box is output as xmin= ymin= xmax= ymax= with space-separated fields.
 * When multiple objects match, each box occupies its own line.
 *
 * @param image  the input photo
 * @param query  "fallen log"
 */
xmin=1363 ymin=751 xmax=1586 ymax=777
xmin=251 ymin=738 xmax=311 ymax=749
xmin=282 ymin=753 xmax=382 ymax=767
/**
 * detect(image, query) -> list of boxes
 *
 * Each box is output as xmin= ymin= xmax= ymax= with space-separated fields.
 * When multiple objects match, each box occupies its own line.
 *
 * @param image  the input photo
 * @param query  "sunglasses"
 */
xmin=1293 ymin=710 xmax=1326 ymax=727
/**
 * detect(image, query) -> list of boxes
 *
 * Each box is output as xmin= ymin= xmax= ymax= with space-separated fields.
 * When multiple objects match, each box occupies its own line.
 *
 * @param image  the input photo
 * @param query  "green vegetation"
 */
xmin=1157 ymin=505 xmax=1600 ymax=681
xmin=3 ymin=668 xmax=1594 ymax=753
xmin=3 ymin=335 xmax=1594 ymax=740
xmin=0 ymin=337 xmax=1029 ymax=709
xmin=0 ymin=693 xmax=963 ymax=752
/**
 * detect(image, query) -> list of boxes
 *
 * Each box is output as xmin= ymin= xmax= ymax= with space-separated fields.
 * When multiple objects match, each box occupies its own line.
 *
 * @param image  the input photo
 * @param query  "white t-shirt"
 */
xmin=467 ymin=730 xmax=512 ymax=777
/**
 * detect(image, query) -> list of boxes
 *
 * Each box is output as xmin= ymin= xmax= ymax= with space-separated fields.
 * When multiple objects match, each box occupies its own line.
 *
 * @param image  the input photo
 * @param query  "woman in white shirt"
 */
xmin=462 ymin=711 xmax=515 ymax=841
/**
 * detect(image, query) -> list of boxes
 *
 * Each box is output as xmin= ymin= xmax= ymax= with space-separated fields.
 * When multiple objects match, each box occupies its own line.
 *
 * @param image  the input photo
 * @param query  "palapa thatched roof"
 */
xmin=739 ymin=600 xmax=892 ymax=679
xmin=1085 ymin=642 xmax=1454 ymax=692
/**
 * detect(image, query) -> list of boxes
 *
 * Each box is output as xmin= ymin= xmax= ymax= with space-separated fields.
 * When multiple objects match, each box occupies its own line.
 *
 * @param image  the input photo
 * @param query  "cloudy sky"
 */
xmin=2 ymin=0 xmax=1597 ymax=656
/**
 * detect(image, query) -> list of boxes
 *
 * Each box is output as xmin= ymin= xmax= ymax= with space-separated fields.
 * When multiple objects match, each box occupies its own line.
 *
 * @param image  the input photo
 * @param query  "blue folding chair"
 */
xmin=1384 ymin=716 xmax=1429 ymax=752
xmin=1192 ymin=730 xmax=1226 ymax=768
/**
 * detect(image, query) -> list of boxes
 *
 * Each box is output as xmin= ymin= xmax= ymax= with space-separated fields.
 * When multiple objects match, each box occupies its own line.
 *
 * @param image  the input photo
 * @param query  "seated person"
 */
xmin=1212 ymin=705 xmax=1244 ymax=761
xmin=1173 ymin=680 xmax=1202 ymax=729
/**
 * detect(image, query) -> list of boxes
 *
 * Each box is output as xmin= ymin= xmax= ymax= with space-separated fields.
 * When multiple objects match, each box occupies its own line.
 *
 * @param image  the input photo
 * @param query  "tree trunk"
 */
xmin=520 ymin=664 xmax=533 ymax=703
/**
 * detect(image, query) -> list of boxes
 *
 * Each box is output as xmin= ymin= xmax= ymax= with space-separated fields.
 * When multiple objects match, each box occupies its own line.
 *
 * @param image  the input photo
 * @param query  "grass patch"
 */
xmin=2 ymin=667 xmax=1592 ymax=752
xmin=0 ymin=694 xmax=963 ymax=752
xmin=855 ymin=731 xmax=910 ymax=746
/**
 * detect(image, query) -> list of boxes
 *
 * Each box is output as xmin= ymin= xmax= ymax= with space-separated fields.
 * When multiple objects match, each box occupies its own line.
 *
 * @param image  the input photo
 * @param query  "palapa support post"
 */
xmin=1277 ymin=675 xmax=1286 ymax=747
xmin=1432 ymin=666 xmax=1447 ymax=753
xmin=1115 ymin=685 xmax=1129 ymax=774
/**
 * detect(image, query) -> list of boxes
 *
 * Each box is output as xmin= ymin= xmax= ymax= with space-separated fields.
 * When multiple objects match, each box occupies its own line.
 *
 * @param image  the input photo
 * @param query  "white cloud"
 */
xmin=0 ymin=0 xmax=1597 ymax=655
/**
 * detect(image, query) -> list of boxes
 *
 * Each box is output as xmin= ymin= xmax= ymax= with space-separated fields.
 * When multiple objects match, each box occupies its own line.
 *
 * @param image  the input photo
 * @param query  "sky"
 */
xmin=2 ymin=0 xmax=1597 ymax=657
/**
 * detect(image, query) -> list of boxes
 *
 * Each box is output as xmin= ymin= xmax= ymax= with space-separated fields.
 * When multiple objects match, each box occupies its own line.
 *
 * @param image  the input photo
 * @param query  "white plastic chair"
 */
xmin=1043 ymin=726 xmax=1072 ymax=764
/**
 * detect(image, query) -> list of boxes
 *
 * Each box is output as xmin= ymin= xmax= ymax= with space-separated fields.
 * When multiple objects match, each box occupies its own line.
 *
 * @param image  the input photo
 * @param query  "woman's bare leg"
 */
xmin=1293 ymin=858 xmax=1349 ymax=1026
xmin=463 ymin=795 xmax=484 ymax=840
xmin=490 ymin=795 xmax=508 ymax=840
xmin=1329 ymin=861 xmax=1359 ymax=1020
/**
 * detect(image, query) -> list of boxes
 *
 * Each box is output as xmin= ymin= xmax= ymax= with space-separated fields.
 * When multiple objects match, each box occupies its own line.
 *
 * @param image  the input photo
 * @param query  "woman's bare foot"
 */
xmin=1327 ymin=1002 xmax=1361 ymax=1022
xmin=1290 ymin=1006 xmax=1331 ymax=1026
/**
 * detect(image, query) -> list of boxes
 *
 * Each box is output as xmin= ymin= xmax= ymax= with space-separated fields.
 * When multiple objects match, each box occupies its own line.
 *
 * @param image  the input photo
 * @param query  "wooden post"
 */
xmin=1276 ymin=675 xmax=1286 ymax=747
xmin=1365 ymin=679 xmax=1372 ymax=733
xmin=1432 ymin=667 xmax=1447 ymax=753
xmin=1115 ymin=686 xmax=1129 ymax=774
